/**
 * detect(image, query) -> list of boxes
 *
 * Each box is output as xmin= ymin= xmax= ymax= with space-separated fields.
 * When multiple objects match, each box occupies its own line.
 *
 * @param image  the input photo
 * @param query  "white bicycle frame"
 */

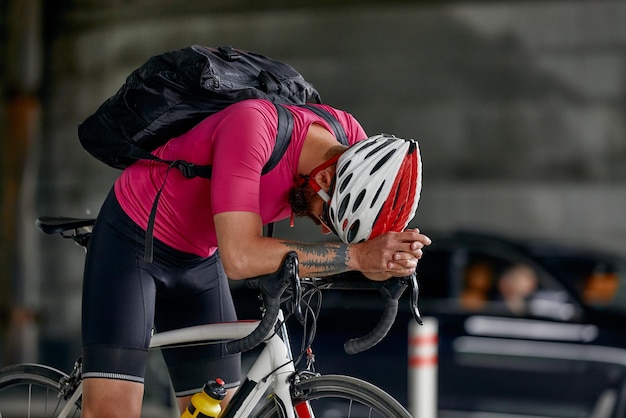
xmin=32 ymin=220 xmax=418 ymax=418
xmin=57 ymin=311 xmax=303 ymax=418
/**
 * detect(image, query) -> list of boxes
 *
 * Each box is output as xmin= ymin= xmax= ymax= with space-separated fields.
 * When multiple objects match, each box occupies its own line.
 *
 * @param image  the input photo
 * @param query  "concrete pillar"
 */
xmin=1 ymin=0 xmax=43 ymax=365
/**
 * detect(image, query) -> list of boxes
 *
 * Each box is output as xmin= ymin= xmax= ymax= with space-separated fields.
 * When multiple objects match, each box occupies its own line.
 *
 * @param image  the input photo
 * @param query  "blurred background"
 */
xmin=1 ymin=0 xmax=625 ymax=416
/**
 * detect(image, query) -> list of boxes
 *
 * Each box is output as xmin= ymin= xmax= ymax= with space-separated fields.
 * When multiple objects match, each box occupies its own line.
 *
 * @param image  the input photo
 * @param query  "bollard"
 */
xmin=408 ymin=317 xmax=438 ymax=418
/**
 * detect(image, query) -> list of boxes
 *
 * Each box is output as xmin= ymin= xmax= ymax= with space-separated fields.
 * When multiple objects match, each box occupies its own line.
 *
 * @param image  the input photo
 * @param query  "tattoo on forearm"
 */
xmin=281 ymin=241 xmax=350 ymax=276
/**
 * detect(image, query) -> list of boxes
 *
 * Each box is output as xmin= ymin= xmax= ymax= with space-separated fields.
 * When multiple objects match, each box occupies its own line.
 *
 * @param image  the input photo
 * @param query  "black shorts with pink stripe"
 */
xmin=81 ymin=189 xmax=240 ymax=397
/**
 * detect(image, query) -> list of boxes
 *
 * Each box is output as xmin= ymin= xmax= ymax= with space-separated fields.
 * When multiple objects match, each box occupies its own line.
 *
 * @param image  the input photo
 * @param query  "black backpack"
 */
xmin=78 ymin=45 xmax=348 ymax=261
xmin=78 ymin=45 xmax=347 ymax=178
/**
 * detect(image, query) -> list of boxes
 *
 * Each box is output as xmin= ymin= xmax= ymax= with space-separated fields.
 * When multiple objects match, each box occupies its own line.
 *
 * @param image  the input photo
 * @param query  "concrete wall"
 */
xmin=5 ymin=0 xmax=626 ymax=368
xmin=44 ymin=0 xmax=626 ymax=240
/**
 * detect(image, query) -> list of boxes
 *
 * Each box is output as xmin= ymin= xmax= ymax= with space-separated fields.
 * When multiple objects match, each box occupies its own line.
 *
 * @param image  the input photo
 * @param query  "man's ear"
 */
xmin=313 ymin=166 xmax=335 ymax=193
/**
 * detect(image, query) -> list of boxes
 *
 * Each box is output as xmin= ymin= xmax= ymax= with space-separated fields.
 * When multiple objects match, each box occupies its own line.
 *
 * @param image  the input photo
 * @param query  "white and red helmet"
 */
xmin=319 ymin=134 xmax=422 ymax=243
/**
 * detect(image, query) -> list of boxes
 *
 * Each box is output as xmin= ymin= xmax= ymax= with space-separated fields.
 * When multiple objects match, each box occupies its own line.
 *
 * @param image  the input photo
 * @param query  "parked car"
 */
xmin=233 ymin=229 xmax=626 ymax=418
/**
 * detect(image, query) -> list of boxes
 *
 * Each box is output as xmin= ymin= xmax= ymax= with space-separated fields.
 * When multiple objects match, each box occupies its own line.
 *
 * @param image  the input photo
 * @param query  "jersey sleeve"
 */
xmin=210 ymin=102 xmax=278 ymax=215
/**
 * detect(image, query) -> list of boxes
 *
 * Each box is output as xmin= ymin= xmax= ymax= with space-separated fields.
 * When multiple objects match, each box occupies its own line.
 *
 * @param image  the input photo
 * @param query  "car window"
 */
xmin=538 ymin=254 xmax=626 ymax=315
xmin=451 ymin=249 xmax=580 ymax=320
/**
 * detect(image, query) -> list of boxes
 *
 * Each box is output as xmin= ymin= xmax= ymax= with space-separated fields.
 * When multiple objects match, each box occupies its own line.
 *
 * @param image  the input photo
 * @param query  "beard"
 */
xmin=288 ymin=176 xmax=318 ymax=218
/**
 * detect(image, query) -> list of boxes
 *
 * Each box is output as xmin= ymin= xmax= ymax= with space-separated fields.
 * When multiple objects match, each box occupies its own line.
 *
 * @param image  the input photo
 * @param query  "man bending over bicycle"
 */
xmin=80 ymin=98 xmax=431 ymax=418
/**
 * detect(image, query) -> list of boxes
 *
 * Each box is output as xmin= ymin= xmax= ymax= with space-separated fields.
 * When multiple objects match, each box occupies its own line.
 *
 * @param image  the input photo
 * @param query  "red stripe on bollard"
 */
xmin=408 ymin=355 xmax=438 ymax=367
xmin=409 ymin=334 xmax=439 ymax=346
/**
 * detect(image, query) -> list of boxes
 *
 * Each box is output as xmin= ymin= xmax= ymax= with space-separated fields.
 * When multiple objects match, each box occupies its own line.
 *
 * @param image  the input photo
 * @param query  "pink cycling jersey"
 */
xmin=114 ymin=99 xmax=367 ymax=257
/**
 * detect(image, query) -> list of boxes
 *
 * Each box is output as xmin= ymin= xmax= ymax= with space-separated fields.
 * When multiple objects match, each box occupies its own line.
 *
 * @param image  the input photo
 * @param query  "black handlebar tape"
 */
xmin=225 ymin=252 xmax=297 ymax=354
xmin=343 ymin=298 xmax=399 ymax=355
xmin=226 ymin=295 xmax=281 ymax=354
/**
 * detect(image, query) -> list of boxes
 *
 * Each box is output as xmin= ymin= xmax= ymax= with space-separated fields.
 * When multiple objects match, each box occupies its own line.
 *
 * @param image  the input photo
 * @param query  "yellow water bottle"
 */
xmin=181 ymin=378 xmax=226 ymax=418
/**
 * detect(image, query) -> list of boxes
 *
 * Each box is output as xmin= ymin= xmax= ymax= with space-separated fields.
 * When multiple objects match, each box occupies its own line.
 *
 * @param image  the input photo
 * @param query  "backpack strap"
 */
xmin=299 ymin=104 xmax=348 ymax=146
xmin=261 ymin=103 xmax=293 ymax=240
xmin=127 ymin=146 xmax=214 ymax=179
xmin=263 ymin=103 xmax=294 ymax=174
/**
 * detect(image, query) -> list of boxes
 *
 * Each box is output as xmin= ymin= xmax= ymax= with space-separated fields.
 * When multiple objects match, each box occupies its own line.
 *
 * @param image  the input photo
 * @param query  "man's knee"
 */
xmin=82 ymin=378 xmax=144 ymax=418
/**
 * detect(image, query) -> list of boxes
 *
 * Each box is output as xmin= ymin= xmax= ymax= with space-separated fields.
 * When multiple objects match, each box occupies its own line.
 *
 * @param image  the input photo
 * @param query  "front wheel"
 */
xmin=253 ymin=374 xmax=412 ymax=418
xmin=0 ymin=363 xmax=81 ymax=418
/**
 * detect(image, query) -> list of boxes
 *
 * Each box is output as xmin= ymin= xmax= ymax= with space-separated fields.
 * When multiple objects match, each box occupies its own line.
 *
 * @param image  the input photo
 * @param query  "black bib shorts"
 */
xmin=81 ymin=190 xmax=240 ymax=397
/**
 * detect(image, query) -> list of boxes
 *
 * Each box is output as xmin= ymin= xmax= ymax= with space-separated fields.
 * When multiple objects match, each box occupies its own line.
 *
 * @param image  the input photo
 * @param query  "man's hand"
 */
xmin=348 ymin=228 xmax=431 ymax=281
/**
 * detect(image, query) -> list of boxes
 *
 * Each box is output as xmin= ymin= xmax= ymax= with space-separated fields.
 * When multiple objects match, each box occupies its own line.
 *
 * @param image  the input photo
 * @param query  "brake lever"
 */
xmin=409 ymin=272 xmax=423 ymax=325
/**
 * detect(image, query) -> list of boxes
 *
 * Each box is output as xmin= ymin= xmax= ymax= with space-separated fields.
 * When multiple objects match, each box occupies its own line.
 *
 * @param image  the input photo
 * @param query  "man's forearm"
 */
xmin=281 ymin=240 xmax=351 ymax=277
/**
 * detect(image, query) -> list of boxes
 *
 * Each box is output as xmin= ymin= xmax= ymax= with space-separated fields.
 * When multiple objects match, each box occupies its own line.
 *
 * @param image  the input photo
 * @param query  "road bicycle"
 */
xmin=0 ymin=216 xmax=424 ymax=418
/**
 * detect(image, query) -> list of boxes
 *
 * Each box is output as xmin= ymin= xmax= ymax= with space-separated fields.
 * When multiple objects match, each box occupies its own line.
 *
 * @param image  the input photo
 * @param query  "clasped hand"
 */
xmin=353 ymin=228 xmax=431 ymax=281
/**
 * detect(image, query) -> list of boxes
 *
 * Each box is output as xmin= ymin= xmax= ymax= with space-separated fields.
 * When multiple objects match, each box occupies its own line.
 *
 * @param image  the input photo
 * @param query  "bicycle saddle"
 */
xmin=36 ymin=216 xmax=96 ymax=235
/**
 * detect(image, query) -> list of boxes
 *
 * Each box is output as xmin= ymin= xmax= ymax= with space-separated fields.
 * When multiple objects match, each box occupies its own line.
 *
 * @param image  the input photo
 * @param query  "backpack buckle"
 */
xmin=217 ymin=46 xmax=241 ymax=61
xmin=172 ymin=160 xmax=198 ymax=179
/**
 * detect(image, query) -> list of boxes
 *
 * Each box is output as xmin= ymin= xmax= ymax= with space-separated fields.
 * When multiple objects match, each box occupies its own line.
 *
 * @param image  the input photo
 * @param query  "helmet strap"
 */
xmin=321 ymin=189 xmax=338 ymax=235
xmin=307 ymin=154 xmax=340 ymax=203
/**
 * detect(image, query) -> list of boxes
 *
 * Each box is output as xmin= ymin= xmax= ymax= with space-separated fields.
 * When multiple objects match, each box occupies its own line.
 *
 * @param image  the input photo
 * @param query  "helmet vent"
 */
xmin=338 ymin=194 xmax=350 ymax=220
xmin=346 ymin=220 xmax=361 ymax=243
xmin=337 ymin=159 xmax=351 ymax=178
xmin=352 ymin=189 xmax=366 ymax=213
xmin=339 ymin=173 xmax=353 ymax=193
xmin=370 ymin=149 xmax=396 ymax=174
xmin=353 ymin=139 xmax=378 ymax=155
xmin=371 ymin=181 xmax=385 ymax=208
xmin=365 ymin=142 xmax=391 ymax=160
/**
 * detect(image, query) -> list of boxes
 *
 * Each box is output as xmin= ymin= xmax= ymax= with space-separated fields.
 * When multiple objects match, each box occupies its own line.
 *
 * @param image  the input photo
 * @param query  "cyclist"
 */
xmin=81 ymin=98 xmax=431 ymax=418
